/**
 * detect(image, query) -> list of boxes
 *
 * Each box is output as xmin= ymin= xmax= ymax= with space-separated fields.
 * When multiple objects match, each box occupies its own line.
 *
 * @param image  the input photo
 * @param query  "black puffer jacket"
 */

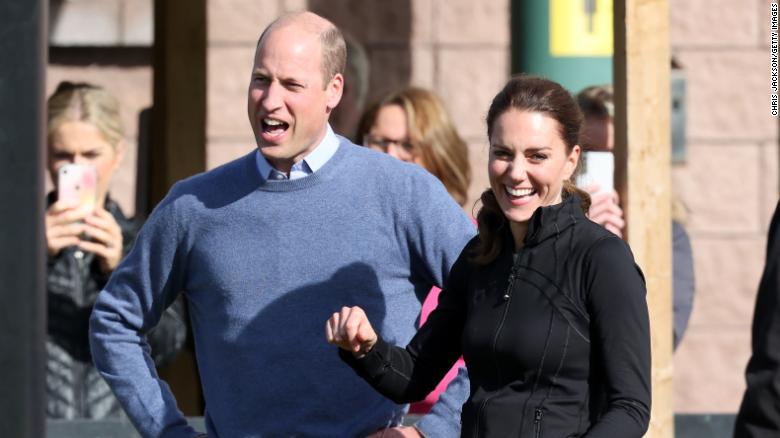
xmin=342 ymin=195 xmax=651 ymax=437
xmin=46 ymin=193 xmax=187 ymax=419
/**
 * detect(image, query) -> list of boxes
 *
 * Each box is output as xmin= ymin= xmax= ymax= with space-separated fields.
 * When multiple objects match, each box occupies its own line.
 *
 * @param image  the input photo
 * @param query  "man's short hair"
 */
xmin=319 ymin=25 xmax=347 ymax=87
xmin=258 ymin=12 xmax=347 ymax=88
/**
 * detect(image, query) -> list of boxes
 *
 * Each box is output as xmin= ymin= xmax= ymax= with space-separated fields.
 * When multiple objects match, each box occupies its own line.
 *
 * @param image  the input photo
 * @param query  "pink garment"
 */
xmin=408 ymin=285 xmax=466 ymax=414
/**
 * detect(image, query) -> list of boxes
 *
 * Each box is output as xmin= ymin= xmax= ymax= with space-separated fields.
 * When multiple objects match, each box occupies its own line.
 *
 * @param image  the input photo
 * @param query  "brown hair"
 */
xmin=357 ymin=87 xmax=471 ymax=206
xmin=473 ymin=75 xmax=590 ymax=265
xmin=47 ymin=81 xmax=124 ymax=148
xmin=576 ymin=84 xmax=614 ymax=120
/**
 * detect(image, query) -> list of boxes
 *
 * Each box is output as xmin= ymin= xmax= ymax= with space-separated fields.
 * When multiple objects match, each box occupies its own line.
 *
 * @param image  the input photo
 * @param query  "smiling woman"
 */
xmin=328 ymin=75 xmax=652 ymax=437
xmin=486 ymin=109 xmax=580 ymax=249
xmin=475 ymin=75 xmax=591 ymax=261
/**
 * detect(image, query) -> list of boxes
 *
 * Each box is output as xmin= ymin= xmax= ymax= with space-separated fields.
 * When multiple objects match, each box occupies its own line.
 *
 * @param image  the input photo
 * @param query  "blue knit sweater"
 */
xmin=89 ymin=140 xmax=475 ymax=437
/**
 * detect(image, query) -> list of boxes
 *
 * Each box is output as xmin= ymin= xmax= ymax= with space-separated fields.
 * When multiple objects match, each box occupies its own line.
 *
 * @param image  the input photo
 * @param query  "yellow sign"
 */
xmin=550 ymin=0 xmax=613 ymax=57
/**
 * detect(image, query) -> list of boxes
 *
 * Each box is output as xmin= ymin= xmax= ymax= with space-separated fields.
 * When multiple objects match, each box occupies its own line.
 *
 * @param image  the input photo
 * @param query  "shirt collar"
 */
xmin=256 ymin=124 xmax=339 ymax=180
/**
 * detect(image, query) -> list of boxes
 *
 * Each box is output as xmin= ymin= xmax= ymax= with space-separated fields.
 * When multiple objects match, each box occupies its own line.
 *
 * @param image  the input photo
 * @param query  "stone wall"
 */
xmin=47 ymin=0 xmax=154 ymax=216
xmin=670 ymin=0 xmax=780 ymax=413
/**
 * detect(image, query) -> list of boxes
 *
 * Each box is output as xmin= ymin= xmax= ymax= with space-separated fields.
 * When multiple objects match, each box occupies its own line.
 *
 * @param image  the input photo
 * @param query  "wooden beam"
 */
xmin=149 ymin=0 xmax=207 ymax=416
xmin=149 ymin=0 xmax=207 ymax=210
xmin=0 ymin=0 xmax=47 ymax=435
xmin=613 ymin=0 xmax=673 ymax=437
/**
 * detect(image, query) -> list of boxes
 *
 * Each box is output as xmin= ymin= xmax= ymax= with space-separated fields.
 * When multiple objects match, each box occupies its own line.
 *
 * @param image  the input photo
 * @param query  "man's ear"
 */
xmin=326 ymin=73 xmax=344 ymax=111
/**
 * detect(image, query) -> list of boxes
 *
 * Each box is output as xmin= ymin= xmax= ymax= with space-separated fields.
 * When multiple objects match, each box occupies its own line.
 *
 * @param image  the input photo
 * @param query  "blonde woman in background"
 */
xmin=358 ymin=86 xmax=471 ymax=206
xmin=357 ymin=86 xmax=473 ymax=413
xmin=45 ymin=82 xmax=186 ymax=419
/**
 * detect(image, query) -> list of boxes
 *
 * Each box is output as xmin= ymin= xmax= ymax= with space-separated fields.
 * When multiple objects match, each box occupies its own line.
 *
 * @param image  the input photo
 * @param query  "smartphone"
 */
xmin=576 ymin=151 xmax=614 ymax=194
xmin=58 ymin=164 xmax=97 ymax=212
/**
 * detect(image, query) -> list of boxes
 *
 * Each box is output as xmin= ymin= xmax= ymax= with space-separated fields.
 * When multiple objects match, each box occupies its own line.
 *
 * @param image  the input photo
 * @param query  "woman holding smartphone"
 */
xmin=327 ymin=75 xmax=651 ymax=437
xmin=44 ymin=81 xmax=186 ymax=419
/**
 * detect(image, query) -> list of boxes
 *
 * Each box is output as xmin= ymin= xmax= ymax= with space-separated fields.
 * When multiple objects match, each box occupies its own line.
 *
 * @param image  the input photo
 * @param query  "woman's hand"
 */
xmin=45 ymin=200 xmax=89 ymax=257
xmin=77 ymin=206 xmax=124 ymax=273
xmin=585 ymin=184 xmax=625 ymax=238
xmin=325 ymin=306 xmax=378 ymax=357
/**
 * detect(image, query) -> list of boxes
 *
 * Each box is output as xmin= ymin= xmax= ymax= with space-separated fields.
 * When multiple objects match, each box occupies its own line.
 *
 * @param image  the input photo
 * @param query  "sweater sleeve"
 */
xmin=121 ymin=214 xmax=188 ymax=369
xmin=339 ymin=248 xmax=470 ymax=433
xmin=582 ymin=236 xmax=652 ymax=438
xmin=400 ymin=169 xmax=475 ymax=437
xmin=89 ymin=185 xmax=199 ymax=438
xmin=402 ymin=166 xmax=475 ymax=291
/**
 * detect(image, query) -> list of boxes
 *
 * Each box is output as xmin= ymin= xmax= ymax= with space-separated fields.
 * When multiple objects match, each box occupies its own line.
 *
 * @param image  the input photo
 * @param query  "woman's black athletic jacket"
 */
xmin=341 ymin=195 xmax=651 ymax=437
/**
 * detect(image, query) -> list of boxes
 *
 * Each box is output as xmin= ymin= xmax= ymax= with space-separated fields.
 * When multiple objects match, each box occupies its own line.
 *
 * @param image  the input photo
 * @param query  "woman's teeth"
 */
xmin=506 ymin=187 xmax=535 ymax=197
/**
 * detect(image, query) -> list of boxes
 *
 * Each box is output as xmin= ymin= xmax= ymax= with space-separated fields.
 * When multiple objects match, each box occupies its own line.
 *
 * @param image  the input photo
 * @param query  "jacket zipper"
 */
xmin=492 ymin=263 xmax=517 ymax=384
xmin=471 ymin=261 xmax=521 ymax=436
xmin=503 ymin=264 xmax=518 ymax=300
xmin=534 ymin=407 xmax=544 ymax=438
xmin=474 ymin=262 xmax=520 ymax=437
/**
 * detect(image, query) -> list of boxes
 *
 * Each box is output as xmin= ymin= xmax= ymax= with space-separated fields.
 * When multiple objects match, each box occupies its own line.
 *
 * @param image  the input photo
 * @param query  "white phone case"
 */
xmin=576 ymin=151 xmax=614 ymax=194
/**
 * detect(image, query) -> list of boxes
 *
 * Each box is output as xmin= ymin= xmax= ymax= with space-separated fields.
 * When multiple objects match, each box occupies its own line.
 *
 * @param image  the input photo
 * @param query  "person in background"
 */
xmin=328 ymin=75 xmax=651 ymax=437
xmin=89 ymin=12 xmax=473 ymax=437
xmin=734 ymin=199 xmax=780 ymax=438
xmin=330 ymin=32 xmax=370 ymax=142
xmin=45 ymin=81 xmax=186 ymax=419
xmin=358 ymin=86 xmax=471 ymax=206
xmin=577 ymin=84 xmax=695 ymax=350
xmin=357 ymin=86 xmax=471 ymax=413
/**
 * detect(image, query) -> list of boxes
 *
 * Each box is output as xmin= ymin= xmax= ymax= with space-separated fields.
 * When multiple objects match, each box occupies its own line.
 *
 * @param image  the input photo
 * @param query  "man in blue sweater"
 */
xmin=89 ymin=11 xmax=474 ymax=438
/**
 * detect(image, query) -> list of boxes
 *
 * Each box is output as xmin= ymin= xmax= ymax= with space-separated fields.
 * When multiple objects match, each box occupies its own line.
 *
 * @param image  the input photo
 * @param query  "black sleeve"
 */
xmin=734 ymin=200 xmax=780 ymax=438
xmin=339 ymin=247 xmax=470 ymax=404
xmin=146 ymin=296 xmax=187 ymax=367
xmin=583 ymin=236 xmax=651 ymax=437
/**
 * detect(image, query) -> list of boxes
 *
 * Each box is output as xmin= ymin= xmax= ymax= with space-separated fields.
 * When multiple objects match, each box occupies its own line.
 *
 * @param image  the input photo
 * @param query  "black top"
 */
xmin=341 ymin=195 xmax=651 ymax=437
xmin=734 ymin=199 xmax=780 ymax=438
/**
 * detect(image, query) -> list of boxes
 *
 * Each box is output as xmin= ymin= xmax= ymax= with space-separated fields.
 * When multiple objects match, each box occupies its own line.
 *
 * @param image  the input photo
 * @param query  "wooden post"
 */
xmin=150 ymin=0 xmax=207 ymax=416
xmin=0 ymin=0 xmax=47 ymax=436
xmin=613 ymin=0 xmax=673 ymax=437
xmin=150 ymin=0 xmax=207 ymax=208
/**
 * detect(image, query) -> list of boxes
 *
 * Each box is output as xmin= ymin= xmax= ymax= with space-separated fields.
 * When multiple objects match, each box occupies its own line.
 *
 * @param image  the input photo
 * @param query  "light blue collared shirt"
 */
xmin=256 ymin=124 xmax=340 ymax=180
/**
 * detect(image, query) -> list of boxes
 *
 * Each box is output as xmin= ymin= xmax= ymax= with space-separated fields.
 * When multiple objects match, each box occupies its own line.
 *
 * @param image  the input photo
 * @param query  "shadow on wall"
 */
xmin=307 ymin=0 xmax=412 ymax=105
